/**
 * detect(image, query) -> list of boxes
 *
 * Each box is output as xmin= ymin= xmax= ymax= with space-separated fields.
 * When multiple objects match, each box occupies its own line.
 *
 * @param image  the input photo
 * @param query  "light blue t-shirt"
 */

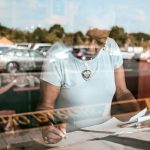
xmin=41 ymin=38 xmax=123 ymax=126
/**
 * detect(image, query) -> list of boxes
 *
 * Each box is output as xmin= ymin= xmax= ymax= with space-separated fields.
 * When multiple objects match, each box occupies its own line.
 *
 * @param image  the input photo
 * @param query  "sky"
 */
xmin=0 ymin=0 xmax=150 ymax=34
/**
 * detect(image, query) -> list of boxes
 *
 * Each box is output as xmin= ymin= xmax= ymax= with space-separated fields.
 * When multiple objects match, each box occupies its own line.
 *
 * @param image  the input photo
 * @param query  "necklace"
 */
xmin=81 ymin=61 xmax=92 ymax=81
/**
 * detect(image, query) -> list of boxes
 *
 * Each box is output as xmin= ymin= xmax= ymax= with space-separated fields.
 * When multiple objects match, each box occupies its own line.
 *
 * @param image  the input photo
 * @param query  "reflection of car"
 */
xmin=140 ymin=50 xmax=150 ymax=62
xmin=32 ymin=44 xmax=52 ymax=56
xmin=0 ymin=49 xmax=45 ymax=73
xmin=0 ymin=47 xmax=9 ymax=55
xmin=36 ymin=46 xmax=51 ymax=56
xmin=0 ymin=46 xmax=13 ymax=55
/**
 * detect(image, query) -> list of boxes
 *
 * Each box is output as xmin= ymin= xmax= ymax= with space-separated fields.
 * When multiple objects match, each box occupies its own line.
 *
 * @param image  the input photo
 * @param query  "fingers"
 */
xmin=137 ymin=120 xmax=150 ymax=128
xmin=42 ymin=124 xmax=66 ymax=144
xmin=58 ymin=123 xmax=66 ymax=137
xmin=48 ymin=125 xmax=65 ymax=137
xmin=43 ymin=131 xmax=62 ymax=144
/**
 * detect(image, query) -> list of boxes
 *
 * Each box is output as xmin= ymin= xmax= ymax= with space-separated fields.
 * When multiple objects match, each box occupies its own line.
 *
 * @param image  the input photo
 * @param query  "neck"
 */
xmin=72 ymin=48 xmax=100 ymax=60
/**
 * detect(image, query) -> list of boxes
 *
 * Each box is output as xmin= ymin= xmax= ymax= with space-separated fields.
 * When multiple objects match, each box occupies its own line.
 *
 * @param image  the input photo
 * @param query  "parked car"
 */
xmin=14 ymin=43 xmax=33 ymax=49
xmin=0 ymin=45 xmax=15 ymax=55
xmin=0 ymin=48 xmax=45 ymax=73
xmin=31 ymin=43 xmax=52 ymax=56
xmin=0 ymin=47 xmax=9 ymax=55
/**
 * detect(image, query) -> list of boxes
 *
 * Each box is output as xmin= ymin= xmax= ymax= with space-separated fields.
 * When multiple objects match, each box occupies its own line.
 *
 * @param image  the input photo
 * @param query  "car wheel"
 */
xmin=6 ymin=62 xmax=19 ymax=73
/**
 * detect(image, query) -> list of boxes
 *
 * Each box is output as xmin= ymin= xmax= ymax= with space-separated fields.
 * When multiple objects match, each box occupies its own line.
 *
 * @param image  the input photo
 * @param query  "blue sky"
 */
xmin=0 ymin=0 xmax=150 ymax=33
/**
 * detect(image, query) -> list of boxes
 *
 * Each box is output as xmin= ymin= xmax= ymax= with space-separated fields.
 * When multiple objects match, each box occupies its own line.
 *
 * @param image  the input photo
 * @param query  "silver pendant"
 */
xmin=81 ymin=70 xmax=92 ymax=80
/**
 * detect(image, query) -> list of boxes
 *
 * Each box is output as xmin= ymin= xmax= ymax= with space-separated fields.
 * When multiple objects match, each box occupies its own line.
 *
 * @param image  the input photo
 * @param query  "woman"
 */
xmin=38 ymin=28 xmax=140 ymax=144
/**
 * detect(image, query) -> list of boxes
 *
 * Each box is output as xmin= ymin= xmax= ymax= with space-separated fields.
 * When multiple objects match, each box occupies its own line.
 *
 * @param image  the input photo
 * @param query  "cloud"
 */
xmin=85 ymin=10 xmax=116 ymax=30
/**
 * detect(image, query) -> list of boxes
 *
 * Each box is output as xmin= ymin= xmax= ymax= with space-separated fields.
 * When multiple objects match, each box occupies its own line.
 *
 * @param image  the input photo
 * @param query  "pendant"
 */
xmin=81 ymin=70 xmax=92 ymax=80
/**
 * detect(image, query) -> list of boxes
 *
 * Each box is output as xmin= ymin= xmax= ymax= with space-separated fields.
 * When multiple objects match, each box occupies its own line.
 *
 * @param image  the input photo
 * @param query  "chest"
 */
xmin=62 ymin=53 xmax=115 ymax=89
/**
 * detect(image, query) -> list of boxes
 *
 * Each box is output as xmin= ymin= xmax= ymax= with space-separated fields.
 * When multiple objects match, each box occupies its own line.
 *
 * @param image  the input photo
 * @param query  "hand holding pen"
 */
xmin=118 ymin=115 xmax=150 ymax=128
xmin=42 ymin=118 xmax=66 ymax=144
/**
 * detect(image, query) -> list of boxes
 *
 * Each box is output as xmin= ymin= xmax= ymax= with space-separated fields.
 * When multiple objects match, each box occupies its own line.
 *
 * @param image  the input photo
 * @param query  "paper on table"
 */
xmin=118 ymin=108 xmax=148 ymax=127
xmin=32 ymin=129 xmax=109 ymax=148
xmin=82 ymin=117 xmax=122 ymax=131
xmin=32 ymin=109 xmax=149 ymax=148
xmin=129 ymin=108 xmax=147 ymax=122
xmin=82 ymin=108 xmax=150 ymax=135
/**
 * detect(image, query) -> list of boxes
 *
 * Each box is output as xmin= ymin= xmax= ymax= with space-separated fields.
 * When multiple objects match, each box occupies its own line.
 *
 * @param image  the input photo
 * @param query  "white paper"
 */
xmin=82 ymin=117 xmax=122 ymax=131
xmin=82 ymin=115 xmax=150 ymax=135
xmin=129 ymin=108 xmax=147 ymax=122
xmin=118 ymin=108 xmax=148 ymax=127
xmin=138 ymin=115 xmax=150 ymax=122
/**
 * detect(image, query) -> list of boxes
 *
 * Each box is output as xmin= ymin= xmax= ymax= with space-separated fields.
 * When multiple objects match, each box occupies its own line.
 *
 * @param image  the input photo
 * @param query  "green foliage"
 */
xmin=130 ymin=32 xmax=150 ymax=41
xmin=109 ymin=26 xmax=127 ymax=46
xmin=47 ymin=24 xmax=65 ymax=43
xmin=32 ymin=27 xmax=48 ymax=43
xmin=63 ymin=33 xmax=74 ymax=46
xmin=0 ymin=23 xmax=149 ymax=48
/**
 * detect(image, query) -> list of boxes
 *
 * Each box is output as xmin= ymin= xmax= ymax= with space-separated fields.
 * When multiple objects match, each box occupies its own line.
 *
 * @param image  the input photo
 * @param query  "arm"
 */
xmin=37 ymin=80 xmax=60 ymax=110
xmin=114 ymin=65 xmax=140 ymax=112
xmin=0 ymin=80 xmax=16 ymax=94
xmin=37 ymin=80 xmax=66 ymax=144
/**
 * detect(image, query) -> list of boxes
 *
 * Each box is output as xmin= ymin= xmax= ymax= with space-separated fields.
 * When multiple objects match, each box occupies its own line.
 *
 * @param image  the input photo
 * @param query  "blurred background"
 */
xmin=0 ymin=0 xmax=150 ymax=114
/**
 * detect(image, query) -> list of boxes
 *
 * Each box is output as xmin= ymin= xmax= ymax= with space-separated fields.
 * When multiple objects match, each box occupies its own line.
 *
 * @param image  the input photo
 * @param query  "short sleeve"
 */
xmin=107 ymin=38 xmax=123 ymax=69
xmin=40 ymin=43 xmax=66 ymax=87
xmin=41 ymin=59 xmax=63 ymax=86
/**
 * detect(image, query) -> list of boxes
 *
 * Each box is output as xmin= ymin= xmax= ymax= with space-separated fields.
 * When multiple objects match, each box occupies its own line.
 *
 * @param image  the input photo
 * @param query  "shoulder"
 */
xmin=47 ymin=42 xmax=71 ymax=58
xmin=44 ymin=43 xmax=72 ymax=70
xmin=105 ymin=37 xmax=119 ymax=50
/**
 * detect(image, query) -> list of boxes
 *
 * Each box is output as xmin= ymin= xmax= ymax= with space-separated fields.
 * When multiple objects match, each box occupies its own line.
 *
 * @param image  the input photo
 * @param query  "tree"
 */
xmin=109 ymin=26 xmax=127 ymax=46
xmin=49 ymin=24 xmax=64 ymax=38
xmin=129 ymin=32 xmax=150 ymax=46
xmin=41 ymin=24 xmax=65 ymax=43
xmin=63 ymin=33 xmax=74 ymax=45
xmin=32 ymin=27 xmax=49 ymax=43
xmin=0 ymin=23 xmax=12 ymax=37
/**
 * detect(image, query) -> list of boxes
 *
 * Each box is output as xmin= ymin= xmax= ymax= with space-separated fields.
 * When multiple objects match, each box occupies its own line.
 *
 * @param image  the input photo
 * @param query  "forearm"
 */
xmin=116 ymin=89 xmax=140 ymax=112
xmin=37 ymin=81 xmax=60 ymax=111
xmin=0 ymin=81 xmax=15 ymax=94
xmin=37 ymin=102 xmax=54 ymax=111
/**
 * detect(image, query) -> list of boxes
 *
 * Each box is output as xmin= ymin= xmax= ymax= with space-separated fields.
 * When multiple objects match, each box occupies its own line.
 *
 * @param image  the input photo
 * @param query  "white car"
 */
xmin=0 ymin=48 xmax=45 ymax=73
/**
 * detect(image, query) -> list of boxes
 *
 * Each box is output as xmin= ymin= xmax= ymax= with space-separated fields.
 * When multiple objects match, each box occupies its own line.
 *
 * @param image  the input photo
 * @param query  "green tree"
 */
xmin=63 ymin=33 xmax=74 ymax=45
xmin=32 ymin=27 xmax=49 ymax=43
xmin=129 ymin=32 xmax=150 ymax=46
xmin=109 ymin=26 xmax=127 ymax=46
xmin=49 ymin=24 xmax=64 ymax=38
xmin=42 ymin=24 xmax=65 ymax=43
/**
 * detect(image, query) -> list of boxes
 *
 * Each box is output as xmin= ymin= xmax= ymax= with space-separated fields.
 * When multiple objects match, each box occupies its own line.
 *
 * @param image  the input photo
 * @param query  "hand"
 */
xmin=136 ymin=110 xmax=150 ymax=128
xmin=42 ymin=123 xmax=66 ymax=144
xmin=12 ymin=76 xmax=28 ymax=86
xmin=137 ymin=120 xmax=150 ymax=128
